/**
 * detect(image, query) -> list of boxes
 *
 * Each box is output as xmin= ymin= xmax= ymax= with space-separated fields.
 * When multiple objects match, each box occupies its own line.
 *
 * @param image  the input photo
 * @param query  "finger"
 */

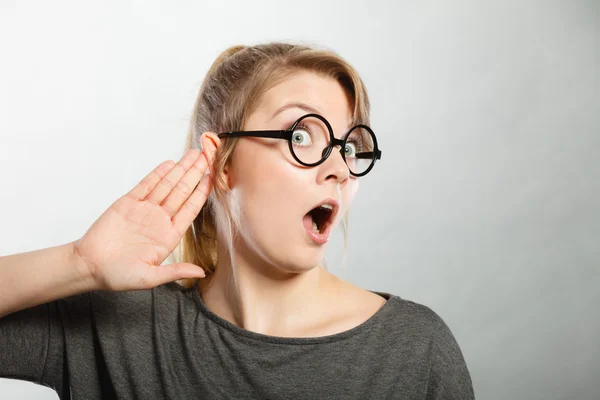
xmin=141 ymin=263 xmax=206 ymax=288
xmin=171 ymin=173 xmax=213 ymax=237
xmin=161 ymin=151 xmax=209 ymax=217
xmin=127 ymin=160 xmax=176 ymax=201
xmin=146 ymin=149 xmax=202 ymax=206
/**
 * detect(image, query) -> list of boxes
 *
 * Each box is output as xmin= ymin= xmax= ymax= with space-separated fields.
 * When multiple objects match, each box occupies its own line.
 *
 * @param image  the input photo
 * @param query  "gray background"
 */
xmin=1 ymin=0 xmax=598 ymax=399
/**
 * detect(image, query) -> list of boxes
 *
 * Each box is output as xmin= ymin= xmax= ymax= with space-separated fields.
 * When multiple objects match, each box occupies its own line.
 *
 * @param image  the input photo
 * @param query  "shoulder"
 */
xmin=383 ymin=295 xmax=474 ymax=398
xmin=328 ymin=279 xmax=450 ymax=339
xmin=370 ymin=293 xmax=470 ymax=361
xmin=390 ymin=296 xmax=463 ymax=351
xmin=374 ymin=292 xmax=451 ymax=337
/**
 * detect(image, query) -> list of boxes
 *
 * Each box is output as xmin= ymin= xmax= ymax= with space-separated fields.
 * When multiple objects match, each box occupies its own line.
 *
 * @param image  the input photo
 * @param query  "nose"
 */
xmin=317 ymin=144 xmax=349 ymax=185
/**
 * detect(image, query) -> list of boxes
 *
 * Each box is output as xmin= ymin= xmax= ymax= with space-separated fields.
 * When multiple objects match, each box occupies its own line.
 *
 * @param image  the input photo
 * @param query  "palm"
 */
xmin=75 ymin=147 xmax=216 ymax=291
xmin=78 ymin=196 xmax=184 ymax=290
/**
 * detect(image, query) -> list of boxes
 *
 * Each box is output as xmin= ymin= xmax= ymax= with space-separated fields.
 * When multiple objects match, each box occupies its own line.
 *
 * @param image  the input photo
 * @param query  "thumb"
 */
xmin=147 ymin=263 xmax=206 ymax=287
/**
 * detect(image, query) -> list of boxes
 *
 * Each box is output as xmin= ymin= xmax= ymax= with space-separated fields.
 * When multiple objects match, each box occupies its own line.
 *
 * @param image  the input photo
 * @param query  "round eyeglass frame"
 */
xmin=217 ymin=113 xmax=382 ymax=177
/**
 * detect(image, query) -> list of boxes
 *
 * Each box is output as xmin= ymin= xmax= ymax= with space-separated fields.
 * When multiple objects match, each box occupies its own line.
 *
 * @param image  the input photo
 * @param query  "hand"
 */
xmin=73 ymin=133 xmax=219 ymax=291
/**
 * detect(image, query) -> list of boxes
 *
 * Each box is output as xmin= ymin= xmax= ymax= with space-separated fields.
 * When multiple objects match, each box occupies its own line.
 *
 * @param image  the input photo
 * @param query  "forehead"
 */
xmin=253 ymin=71 xmax=353 ymax=127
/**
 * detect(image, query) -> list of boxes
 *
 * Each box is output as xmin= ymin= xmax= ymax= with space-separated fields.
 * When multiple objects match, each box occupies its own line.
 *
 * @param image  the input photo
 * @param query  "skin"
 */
xmin=198 ymin=71 xmax=386 ymax=337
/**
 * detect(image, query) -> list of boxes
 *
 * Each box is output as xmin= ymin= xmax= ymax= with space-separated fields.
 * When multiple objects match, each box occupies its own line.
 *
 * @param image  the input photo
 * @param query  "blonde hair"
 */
xmin=173 ymin=42 xmax=371 ymax=289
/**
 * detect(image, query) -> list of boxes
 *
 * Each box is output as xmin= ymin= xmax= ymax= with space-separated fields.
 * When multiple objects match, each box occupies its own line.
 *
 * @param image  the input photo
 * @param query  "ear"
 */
xmin=200 ymin=132 xmax=220 ymax=176
xmin=200 ymin=132 xmax=233 ymax=189
xmin=222 ymin=157 xmax=232 ymax=190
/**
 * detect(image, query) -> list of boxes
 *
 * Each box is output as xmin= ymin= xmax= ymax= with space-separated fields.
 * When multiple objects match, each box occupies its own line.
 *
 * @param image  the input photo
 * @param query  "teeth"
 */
xmin=312 ymin=221 xmax=319 ymax=232
xmin=320 ymin=204 xmax=333 ymax=210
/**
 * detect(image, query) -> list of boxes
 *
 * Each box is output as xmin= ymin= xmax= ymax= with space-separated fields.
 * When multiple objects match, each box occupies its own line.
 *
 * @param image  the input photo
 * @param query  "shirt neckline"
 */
xmin=190 ymin=282 xmax=397 ymax=345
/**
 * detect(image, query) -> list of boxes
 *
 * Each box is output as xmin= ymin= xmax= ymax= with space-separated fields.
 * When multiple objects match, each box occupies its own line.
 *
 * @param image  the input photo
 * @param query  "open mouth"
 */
xmin=302 ymin=200 xmax=339 ymax=235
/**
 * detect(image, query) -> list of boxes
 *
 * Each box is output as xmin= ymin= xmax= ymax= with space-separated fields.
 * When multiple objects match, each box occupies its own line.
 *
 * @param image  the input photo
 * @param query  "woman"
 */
xmin=0 ymin=43 xmax=474 ymax=399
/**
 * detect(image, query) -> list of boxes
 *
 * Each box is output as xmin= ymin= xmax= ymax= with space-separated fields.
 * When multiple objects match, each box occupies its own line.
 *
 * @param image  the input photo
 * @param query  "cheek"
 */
xmin=230 ymin=142 xmax=305 ymax=227
xmin=229 ymin=139 xmax=295 ymax=183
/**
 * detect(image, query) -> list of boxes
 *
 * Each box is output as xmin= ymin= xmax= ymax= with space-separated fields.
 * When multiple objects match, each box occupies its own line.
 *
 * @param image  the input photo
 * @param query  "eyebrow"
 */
xmin=270 ymin=101 xmax=359 ymax=133
xmin=270 ymin=102 xmax=322 ymax=120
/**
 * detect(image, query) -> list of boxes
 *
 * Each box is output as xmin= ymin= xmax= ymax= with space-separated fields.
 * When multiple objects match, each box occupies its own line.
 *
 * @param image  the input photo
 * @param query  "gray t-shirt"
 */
xmin=0 ymin=281 xmax=474 ymax=399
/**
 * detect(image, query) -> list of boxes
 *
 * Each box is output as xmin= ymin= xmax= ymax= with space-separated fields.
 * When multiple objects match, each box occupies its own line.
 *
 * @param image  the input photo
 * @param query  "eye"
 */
xmin=344 ymin=142 xmax=357 ymax=157
xmin=291 ymin=125 xmax=313 ymax=147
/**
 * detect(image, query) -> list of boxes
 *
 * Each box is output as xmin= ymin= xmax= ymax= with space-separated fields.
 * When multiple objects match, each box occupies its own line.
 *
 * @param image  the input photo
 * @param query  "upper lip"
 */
xmin=309 ymin=197 xmax=340 ymax=229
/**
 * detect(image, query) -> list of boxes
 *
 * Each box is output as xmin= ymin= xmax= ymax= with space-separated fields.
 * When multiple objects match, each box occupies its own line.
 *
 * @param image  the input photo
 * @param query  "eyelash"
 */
xmin=294 ymin=123 xmax=312 ymax=133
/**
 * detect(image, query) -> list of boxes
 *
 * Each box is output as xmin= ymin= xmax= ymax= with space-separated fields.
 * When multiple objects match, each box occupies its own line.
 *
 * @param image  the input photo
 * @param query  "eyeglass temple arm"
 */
xmin=217 ymin=130 xmax=290 ymax=139
xmin=355 ymin=150 xmax=382 ymax=160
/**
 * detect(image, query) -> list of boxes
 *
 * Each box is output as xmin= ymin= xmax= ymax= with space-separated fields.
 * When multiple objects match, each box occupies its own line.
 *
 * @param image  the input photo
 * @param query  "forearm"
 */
xmin=0 ymin=240 xmax=99 ymax=318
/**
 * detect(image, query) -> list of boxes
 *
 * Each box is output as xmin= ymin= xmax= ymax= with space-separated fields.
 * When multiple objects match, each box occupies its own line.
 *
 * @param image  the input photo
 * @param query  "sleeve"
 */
xmin=426 ymin=311 xmax=475 ymax=400
xmin=0 ymin=300 xmax=67 ymax=397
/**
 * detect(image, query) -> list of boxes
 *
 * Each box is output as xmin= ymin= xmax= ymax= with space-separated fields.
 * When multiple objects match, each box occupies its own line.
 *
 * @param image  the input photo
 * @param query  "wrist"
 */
xmin=70 ymin=239 xmax=102 ymax=291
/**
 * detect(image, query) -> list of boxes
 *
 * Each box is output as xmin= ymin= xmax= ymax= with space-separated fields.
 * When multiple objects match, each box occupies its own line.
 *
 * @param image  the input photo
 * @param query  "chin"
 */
xmin=275 ymin=247 xmax=325 ymax=274
xmin=277 ymin=261 xmax=321 ymax=275
xmin=240 ymin=226 xmax=327 ymax=275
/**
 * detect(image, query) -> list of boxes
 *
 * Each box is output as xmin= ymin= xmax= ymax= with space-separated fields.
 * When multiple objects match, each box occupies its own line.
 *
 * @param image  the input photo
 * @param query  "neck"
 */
xmin=197 ymin=242 xmax=340 ymax=337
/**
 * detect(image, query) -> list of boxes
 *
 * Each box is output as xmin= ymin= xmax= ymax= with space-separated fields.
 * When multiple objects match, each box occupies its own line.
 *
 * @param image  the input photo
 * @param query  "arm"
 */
xmin=0 ymin=240 xmax=98 ymax=319
xmin=0 ymin=144 xmax=219 ymax=320
xmin=0 ymin=297 xmax=66 ymax=394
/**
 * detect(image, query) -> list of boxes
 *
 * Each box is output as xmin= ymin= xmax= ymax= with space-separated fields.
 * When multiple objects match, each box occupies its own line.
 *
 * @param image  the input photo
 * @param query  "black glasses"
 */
xmin=217 ymin=113 xmax=382 ymax=177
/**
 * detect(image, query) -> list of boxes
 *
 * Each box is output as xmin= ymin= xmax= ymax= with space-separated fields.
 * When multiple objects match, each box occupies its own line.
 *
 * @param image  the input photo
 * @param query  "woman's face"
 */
xmin=224 ymin=71 xmax=359 ymax=274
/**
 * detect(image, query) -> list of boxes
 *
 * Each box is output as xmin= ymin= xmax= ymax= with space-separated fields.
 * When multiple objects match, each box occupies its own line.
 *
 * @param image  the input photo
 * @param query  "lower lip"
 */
xmin=303 ymin=223 xmax=331 ymax=245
